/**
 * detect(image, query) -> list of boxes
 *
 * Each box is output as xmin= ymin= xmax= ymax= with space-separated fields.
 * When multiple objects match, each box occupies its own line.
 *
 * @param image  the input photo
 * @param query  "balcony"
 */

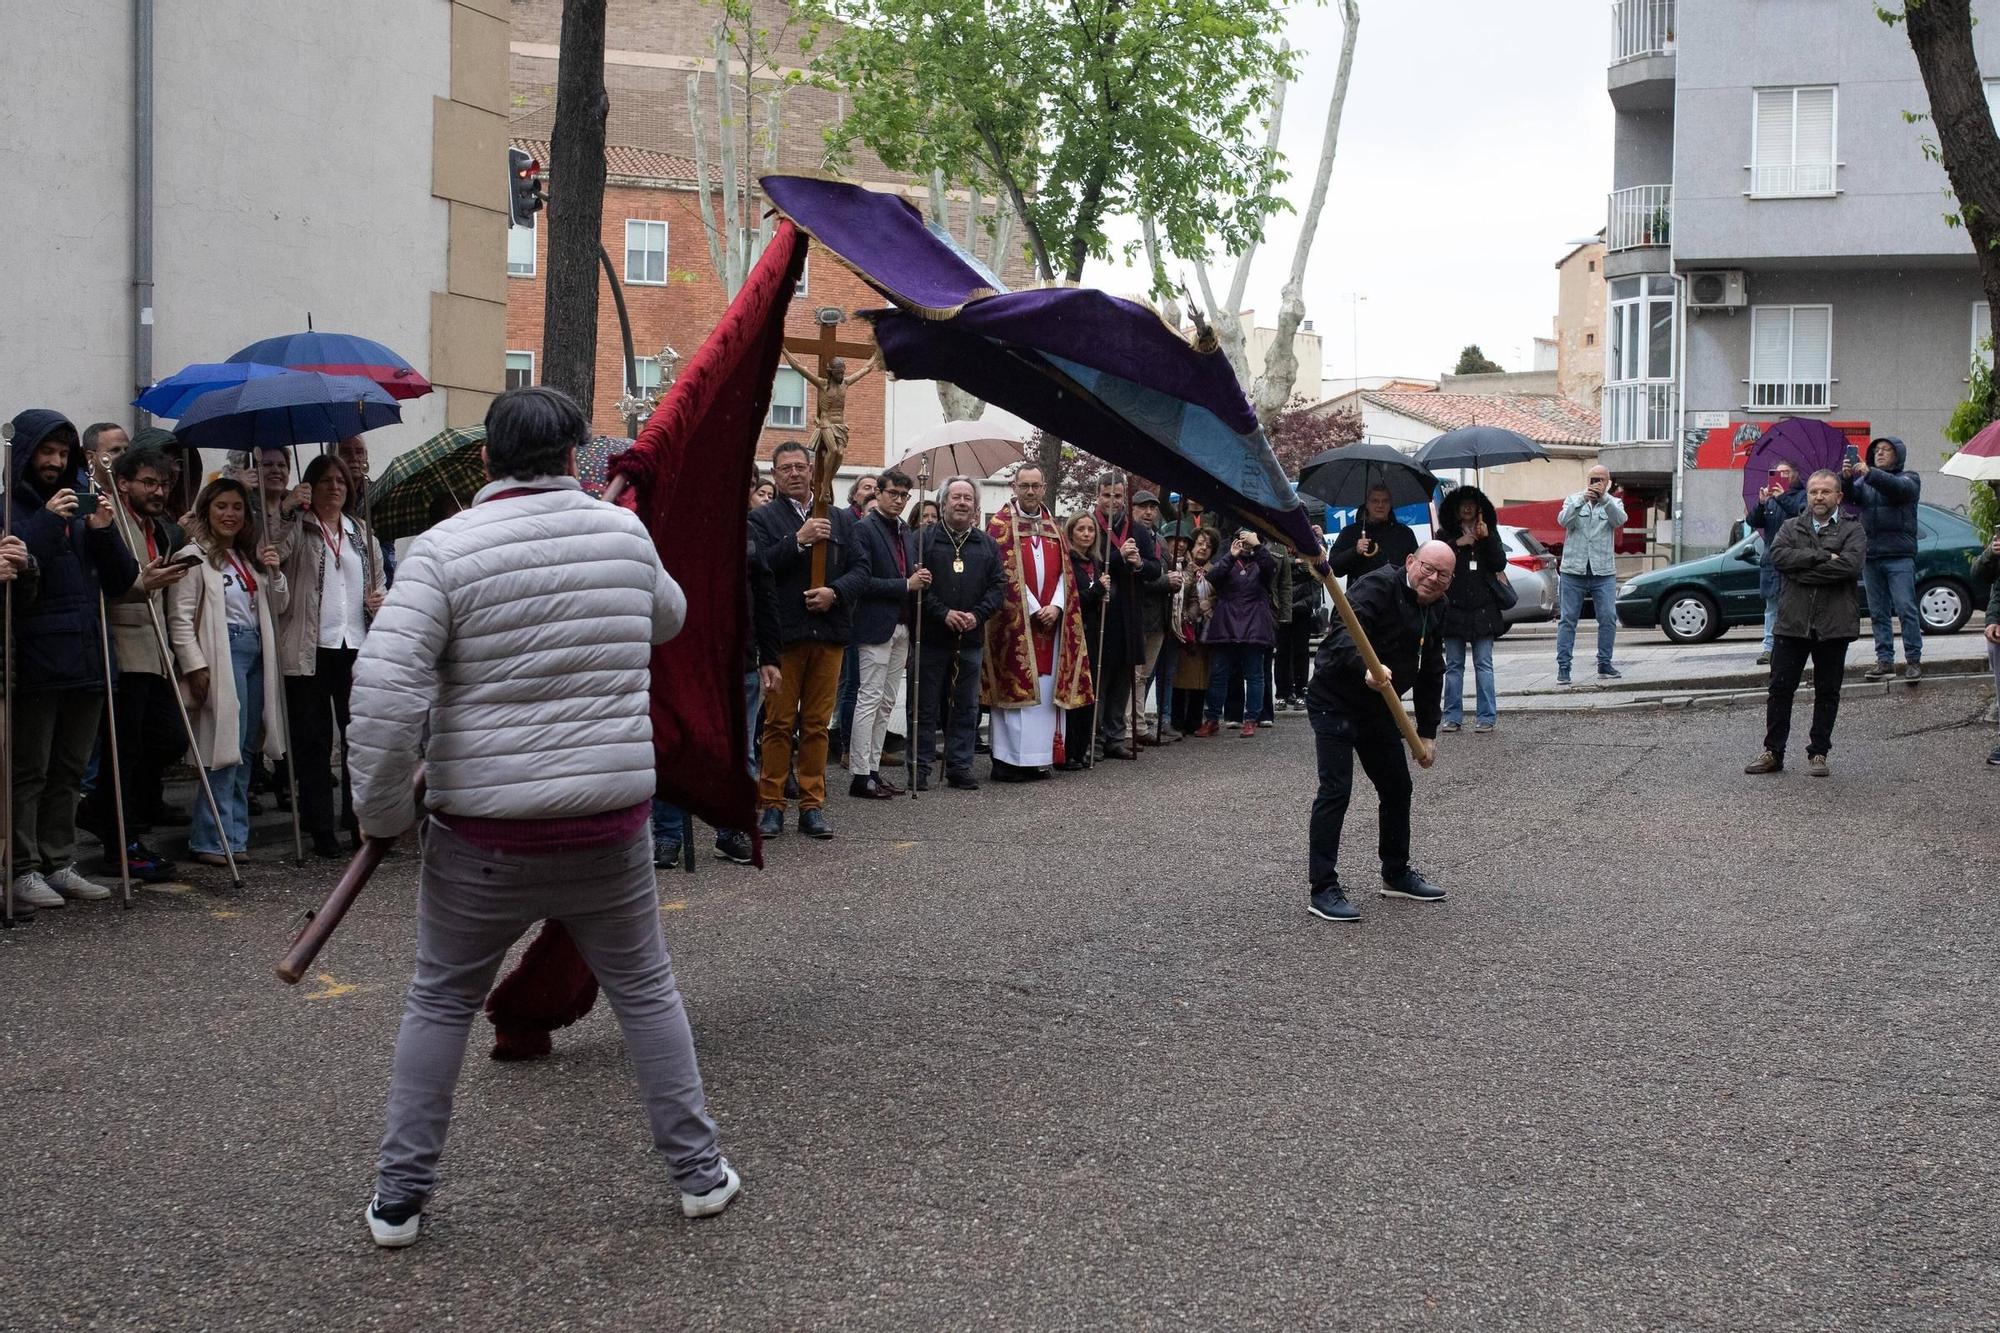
xmin=1603 ymin=381 xmax=1674 ymax=446
xmin=1610 ymin=0 xmax=1674 ymax=63
xmin=1608 ymin=0 xmax=1675 ymax=110
xmin=1607 ymin=185 xmax=1671 ymax=252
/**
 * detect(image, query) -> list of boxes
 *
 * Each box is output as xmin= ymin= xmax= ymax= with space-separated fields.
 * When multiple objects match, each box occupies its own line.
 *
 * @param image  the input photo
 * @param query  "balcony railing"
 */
xmin=1607 ymin=184 xmax=1672 ymax=252
xmin=1610 ymin=0 xmax=1675 ymax=64
xmin=1603 ymin=381 xmax=1674 ymax=445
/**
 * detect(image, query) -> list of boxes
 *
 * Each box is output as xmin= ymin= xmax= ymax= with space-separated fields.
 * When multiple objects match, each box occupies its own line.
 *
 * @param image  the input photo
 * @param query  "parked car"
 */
xmin=1498 ymin=525 xmax=1556 ymax=633
xmin=1614 ymin=501 xmax=1985 ymax=644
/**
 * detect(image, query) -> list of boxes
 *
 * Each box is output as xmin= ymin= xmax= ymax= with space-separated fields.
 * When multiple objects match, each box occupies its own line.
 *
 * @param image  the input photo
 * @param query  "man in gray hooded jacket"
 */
xmin=1842 ymin=436 xmax=1923 ymax=681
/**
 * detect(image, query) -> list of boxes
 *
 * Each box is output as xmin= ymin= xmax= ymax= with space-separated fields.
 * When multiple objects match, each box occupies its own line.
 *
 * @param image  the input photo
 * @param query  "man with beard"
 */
xmin=88 ymin=443 xmax=193 ymax=878
xmin=1327 ymin=483 xmax=1418 ymax=581
xmin=913 ymin=477 xmax=1005 ymax=790
xmin=1304 ymin=541 xmax=1451 ymax=925
xmin=6 ymin=411 xmax=144 ymax=908
xmin=1089 ymin=473 xmax=1161 ymax=761
xmin=983 ymin=464 xmax=1088 ymax=780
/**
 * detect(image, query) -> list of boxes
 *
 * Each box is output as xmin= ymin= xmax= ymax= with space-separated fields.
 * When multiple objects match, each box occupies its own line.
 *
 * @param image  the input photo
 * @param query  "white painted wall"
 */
xmin=2 ymin=2 xmax=453 ymax=473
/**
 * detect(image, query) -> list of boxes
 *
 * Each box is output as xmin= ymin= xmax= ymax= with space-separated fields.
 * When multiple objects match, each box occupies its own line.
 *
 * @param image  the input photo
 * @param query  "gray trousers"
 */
xmin=375 ymin=819 xmax=725 ymax=1206
xmin=11 ymin=688 xmax=103 ymax=873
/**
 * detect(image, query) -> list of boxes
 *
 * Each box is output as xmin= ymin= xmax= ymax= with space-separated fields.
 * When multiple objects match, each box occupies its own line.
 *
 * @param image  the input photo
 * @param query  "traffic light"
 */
xmin=508 ymin=148 xmax=545 ymax=228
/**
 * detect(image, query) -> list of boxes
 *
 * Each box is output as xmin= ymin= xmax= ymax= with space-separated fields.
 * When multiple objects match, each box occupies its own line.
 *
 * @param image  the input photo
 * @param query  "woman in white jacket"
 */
xmin=166 ymin=477 xmax=288 ymax=865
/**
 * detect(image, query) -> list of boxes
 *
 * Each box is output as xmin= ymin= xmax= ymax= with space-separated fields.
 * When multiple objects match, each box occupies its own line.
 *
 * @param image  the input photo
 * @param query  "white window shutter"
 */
xmin=1754 ymin=90 xmax=1793 ymax=194
xmin=1791 ymin=308 xmax=1831 ymax=385
xmin=1794 ymin=89 xmax=1835 ymax=193
xmin=1750 ymin=308 xmax=1789 ymax=386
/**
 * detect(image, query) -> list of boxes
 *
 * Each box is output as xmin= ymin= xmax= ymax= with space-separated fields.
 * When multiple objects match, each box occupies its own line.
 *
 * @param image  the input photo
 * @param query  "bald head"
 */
xmin=1406 ymin=540 xmax=1456 ymax=604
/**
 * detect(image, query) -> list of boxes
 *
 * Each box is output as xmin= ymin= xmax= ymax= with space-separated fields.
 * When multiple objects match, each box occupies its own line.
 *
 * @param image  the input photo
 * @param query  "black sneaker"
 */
xmin=945 ymin=773 xmax=981 ymax=790
xmin=1556 ymin=670 xmax=1572 ymax=686
xmin=1381 ymin=867 xmax=1447 ymax=902
xmin=124 ymin=841 xmax=174 ymax=884
xmin=652 ymin=839 xmax=683 ymax=869
xmin=365 ymin=1195 xmax=423 ymax=1248
xmin=713 ymin=830 xmax=755 ymax=864
xmin=1597 ymin=665 xmax=1623 ymax=680
xmin=1987 ymin=744 xmax=2000 ymax=767
xmin=1308 ymin=883 xmax=1361 ymax=923
xmin=1904 ymin=662 xmax=1921 ymax=684
xmin=1864 ymin=662 xmax=1895 ymax=681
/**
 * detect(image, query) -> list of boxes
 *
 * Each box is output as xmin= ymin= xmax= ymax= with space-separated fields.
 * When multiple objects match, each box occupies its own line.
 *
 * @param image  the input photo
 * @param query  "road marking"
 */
xmin=141 ymin=881 xmax=199 ymax=896
xmin=303 ymin=971 xmax=359 ymax=1002
xmin=209 ymin=910 xmax=241 ymax=920
xmin=891 ymin=841 xmax=917 ymax=851
xmin=661 ymin=899 xmax=687 ymax=912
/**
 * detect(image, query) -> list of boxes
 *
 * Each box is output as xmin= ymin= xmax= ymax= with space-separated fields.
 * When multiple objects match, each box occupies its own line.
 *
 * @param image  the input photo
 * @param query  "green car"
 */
xmin=1615 ymin=503 xmax=1988 ymax=645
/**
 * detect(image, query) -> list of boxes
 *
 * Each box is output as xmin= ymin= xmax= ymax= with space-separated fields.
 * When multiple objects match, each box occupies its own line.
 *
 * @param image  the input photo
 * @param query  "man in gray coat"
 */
xmin=1746 ymin=469 xmax=1866 ymax=778
xmin=347 ymin=386 xmax=737 ymax=1248
xmin=1555 ymin=464 xmax=1625 ymax=685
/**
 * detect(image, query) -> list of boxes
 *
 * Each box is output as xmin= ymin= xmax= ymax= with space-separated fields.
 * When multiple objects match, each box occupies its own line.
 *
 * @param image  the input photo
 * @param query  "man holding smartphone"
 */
xmin=1842 ymin=437 xmax=1924 ymax=682
xmin=1745 ymin=462 xmax=1805 ymax=665
xmin=1555 ymin=464 xmax=1625 ymax=685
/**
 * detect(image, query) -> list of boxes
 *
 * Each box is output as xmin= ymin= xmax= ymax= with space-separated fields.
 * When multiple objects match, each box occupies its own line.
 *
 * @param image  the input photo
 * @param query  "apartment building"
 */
xmin=1603 ymin=0 xmax=1991 ymax=553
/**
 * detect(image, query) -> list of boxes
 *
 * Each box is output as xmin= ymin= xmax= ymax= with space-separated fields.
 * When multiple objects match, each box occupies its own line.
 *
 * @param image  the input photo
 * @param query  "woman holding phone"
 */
xmin=165 ymin=478 xmax=289 ymax=866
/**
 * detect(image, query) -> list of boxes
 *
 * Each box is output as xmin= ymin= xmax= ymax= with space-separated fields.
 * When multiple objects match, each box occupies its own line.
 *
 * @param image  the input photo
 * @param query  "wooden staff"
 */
xmin=907 ymin=471 xmax=926 ymax=800
xmin=1298 ymin=548 xmax=1425 ymax=761
xmin=256 ymin=456 xmax=305 ymax=865
xmin=1084 ymin=559 xmax=1109 ymax=769
xmin=95 ymin=592 xmax=133 ymax=907
xmin=97 ymin=452 xmax=242 ymax=887
xmin=3 ymin=423 xmax=15 ymax=926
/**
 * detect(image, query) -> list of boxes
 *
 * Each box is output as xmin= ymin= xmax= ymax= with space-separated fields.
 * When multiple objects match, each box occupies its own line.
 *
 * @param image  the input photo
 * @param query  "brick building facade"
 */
xmin=503 ymin=139 xmax=885 ymax=465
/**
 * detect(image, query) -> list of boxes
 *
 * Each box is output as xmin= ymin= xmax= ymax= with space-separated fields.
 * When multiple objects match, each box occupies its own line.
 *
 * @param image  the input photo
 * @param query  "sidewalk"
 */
xmin=1492 ymin=619 xmax=1997 ymax=712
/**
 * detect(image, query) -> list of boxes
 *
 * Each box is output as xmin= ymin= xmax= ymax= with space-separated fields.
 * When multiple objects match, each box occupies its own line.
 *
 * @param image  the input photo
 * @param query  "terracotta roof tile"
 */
xmin=511 ymin=137 xmax=713 ymax=187
xmin=1362 ymin=391 xmax=1601 ymax=446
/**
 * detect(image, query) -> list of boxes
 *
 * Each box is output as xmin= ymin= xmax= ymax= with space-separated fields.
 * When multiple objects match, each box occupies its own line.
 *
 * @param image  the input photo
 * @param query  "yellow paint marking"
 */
xmin=141 ymin=881 xmax=199 ymax=896
xmin=891 ymin=841 xmax=917 ymax=851
xmin=660 ymin=899 xmax=688 ymax=912
xmin=303 ymin=971 xmax=359 ymax=1002
xmin=209 ymin=910 xmax=241 ymax=920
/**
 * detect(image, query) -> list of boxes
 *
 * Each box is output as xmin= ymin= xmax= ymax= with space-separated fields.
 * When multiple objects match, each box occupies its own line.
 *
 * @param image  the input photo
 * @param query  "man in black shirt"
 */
xmin=1304 ymin=540 xmax=1453 ymax=923
xmin=1326 ymin=483 xmax=1418 ymax=581
xmin=912 ymin=477 xmax=1004 ymax=790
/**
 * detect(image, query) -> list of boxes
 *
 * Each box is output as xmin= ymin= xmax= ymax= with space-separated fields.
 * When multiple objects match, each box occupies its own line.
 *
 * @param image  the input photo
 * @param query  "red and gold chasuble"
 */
xmin=981 ymin=503 xmax=1093 ymax=710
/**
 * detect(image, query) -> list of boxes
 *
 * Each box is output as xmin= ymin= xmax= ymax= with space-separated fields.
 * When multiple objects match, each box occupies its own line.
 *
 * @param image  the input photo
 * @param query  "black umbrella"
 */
xmin=1296 ymin=442 xmax=1438 ymax=510
xmin=1412 ymin=425 xmax=1548 ymax=476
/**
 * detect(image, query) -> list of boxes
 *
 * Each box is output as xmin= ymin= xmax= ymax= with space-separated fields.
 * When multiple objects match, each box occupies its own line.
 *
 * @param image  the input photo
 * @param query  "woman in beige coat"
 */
xmin=165 ymin=477 xmax=288 ymax=865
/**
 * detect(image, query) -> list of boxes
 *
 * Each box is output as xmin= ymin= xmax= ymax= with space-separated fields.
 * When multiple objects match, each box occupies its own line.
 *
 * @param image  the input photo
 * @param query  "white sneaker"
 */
xmin=45 ymin=865 xmax=111 ymax=902
xmin=12 ymin=872 xmax=63 ymax=909
xmin=681 ymin=1160 xmax=741 ymax=1218
xmin=365 ymin=1196 xmax=423 ymax=1248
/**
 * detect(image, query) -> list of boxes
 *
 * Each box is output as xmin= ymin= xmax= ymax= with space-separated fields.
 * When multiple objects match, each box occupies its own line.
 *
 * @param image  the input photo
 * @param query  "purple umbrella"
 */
xmin=1740 ymin=417 xmax=1851 ymax=509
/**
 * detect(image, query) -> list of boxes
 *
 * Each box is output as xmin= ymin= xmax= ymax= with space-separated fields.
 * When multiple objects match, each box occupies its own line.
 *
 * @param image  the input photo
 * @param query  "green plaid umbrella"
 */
xmin=370 ymin=424 xmax=487 ymax=542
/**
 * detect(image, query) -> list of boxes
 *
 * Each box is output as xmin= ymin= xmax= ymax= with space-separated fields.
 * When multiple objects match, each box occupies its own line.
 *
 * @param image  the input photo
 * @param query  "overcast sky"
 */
xmin=1085 ymin=0 xmax=1613 ymax=390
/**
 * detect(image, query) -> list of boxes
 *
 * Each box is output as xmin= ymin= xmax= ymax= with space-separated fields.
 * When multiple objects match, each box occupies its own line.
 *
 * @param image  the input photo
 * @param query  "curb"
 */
xmin=1511 ymin=658 xmax=1991 ymax=701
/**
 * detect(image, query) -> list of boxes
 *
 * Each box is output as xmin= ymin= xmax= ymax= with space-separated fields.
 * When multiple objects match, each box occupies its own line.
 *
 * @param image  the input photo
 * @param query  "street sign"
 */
xmin=1691 ymin=410 xmax=1730 ymax=429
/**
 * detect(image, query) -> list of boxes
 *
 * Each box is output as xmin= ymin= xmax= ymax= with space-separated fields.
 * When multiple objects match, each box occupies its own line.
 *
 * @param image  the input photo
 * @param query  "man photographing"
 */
xmin=1555 ymin=464 xmax=1624 ymax=685
xmin=1304 ymin=540 xmax=1452 ymax=924
xmin=347 ymin=385 xmax=737 ymax=1249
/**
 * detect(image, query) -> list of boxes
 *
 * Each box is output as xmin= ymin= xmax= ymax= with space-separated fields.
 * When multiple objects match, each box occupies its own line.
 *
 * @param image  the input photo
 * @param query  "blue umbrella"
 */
xmin=134 ymin=362 xmax=292 ymax=418
xmin=172 ymin=370 xmax=400 ymax=452
xmin=227 ymin=331 xmax=433 ymax=401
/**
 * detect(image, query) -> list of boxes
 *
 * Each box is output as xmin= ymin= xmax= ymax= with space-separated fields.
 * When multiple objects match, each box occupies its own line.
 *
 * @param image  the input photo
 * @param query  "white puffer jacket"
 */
xmin=348 ymin=477 xmax=685 ymax=837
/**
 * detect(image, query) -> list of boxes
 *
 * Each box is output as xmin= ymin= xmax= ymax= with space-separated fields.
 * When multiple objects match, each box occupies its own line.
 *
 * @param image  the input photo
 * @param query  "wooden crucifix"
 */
xmin=781 ymin=315 xmax=880 ymax=587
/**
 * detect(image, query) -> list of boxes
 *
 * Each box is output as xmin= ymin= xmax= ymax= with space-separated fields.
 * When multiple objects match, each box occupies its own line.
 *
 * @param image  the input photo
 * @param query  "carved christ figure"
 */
xmin=781 ymin=348 xmax=882 ymax=464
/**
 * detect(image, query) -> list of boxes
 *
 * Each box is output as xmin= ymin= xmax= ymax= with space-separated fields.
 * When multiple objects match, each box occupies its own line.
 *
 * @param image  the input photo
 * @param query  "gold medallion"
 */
xmin=953 ymin=558 xmax=965 ymax=573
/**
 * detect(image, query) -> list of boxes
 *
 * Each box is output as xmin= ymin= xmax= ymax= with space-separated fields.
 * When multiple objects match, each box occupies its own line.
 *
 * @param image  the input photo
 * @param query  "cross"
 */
xmin=781 ymin=318 xmax=875 ymax=371
xmin=781 ymin=312 xmax=878 ymax=587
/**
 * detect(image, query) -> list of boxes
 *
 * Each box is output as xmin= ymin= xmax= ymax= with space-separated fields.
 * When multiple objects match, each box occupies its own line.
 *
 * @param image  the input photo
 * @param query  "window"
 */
xmin=633 ymin=356 xmax=663 ymax=395
xmin=1588 ymin=259 xmax=1597 ymax=273
xmin=770 ymin=367 xmax=806 ymax=428
xmin=625 ymin=220 xmax=668 ymax=284
xmin=507 ymin=213 xmax=536 ymax=278
xmin=740 ymin=229 xmax=809 ymax=297
xmin=1749 ymin=305 xmax=1832 ymax=409
xmin=1606 ymin=275 xmax=1674 ymax=384
xmin=504 ymin=351 xmax=534 ymax=391
xmin=1974 ymin=301 xmax=1993 ymax=371
xmin=1585 ymin=332 xmax=1596 ymax=346
xmin=1751 ymin=87 xmax=1837 ymax=197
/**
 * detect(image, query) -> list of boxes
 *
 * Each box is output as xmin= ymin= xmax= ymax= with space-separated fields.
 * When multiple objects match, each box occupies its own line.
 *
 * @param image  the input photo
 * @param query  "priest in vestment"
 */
xmin=982 ymin=464 xmax=1090 ymax=781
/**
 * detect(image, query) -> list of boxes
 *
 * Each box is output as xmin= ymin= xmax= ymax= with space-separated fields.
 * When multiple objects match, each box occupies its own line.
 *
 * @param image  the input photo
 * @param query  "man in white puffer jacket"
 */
xmin=346 ymin=386 xmax=739 ymax=1249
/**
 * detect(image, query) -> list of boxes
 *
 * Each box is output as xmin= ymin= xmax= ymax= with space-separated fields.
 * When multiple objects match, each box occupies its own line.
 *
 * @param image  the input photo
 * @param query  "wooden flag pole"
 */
xmin=1301 ymin=557 xmax=1426 ymax=761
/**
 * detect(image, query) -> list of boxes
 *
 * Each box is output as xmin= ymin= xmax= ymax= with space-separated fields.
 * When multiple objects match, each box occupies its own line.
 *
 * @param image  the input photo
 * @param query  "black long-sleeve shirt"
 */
xmin=913 ymin=521 xmax=1005 ymax=634
xmin=1308 ymin=565 xmax=1445 ymax=740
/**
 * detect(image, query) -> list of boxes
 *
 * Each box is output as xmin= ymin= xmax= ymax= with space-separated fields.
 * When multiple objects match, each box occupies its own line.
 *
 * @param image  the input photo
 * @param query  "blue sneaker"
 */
xmin=1307 ymin=883 xmax=1361 ymax=923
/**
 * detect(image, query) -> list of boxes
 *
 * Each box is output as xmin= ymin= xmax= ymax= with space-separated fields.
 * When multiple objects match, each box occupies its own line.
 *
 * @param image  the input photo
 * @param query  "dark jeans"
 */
xmin=1307 ymin=706 xmax=1412 ymax=891
xmin=1207 ymin=643 xmax=1268 ymax=722
xmin=835 ymin=643 xmax=860 ymax=759
xmin=1096 ymin=628 xmax=1136 ymax=744
xmin=285 ymin=647 xmax=358 ymax=837
xmin=12 ymin=688 xmax=103 ymax=872
xmin=113 ymin=670 xmax=187 ymax=826
xmin=1764 ymin=634 xmax=1851 ymax=759
xmin=917 ymin=633 xmax=983 ymax=779
xmin=1153 ymin=636 xmax=1181 ymax=721
xmin=1276 ymin=619 xmax=1315 ymax=701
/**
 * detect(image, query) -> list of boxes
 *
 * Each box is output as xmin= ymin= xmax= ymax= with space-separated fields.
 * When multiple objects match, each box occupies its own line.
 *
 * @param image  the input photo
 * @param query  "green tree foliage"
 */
xmin=1946 ymin=349 xmax=1998 ymax=540
xmin=807 ymin=0 xmax=1297 ymax=284
xmin=1452 ymin=344 xmax=1504 ymax=376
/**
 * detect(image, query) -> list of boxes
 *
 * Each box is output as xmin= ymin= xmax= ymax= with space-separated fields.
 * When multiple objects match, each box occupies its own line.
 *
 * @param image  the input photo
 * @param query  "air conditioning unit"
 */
xmin=1686 ymin=270 xmax=1747 ymax=309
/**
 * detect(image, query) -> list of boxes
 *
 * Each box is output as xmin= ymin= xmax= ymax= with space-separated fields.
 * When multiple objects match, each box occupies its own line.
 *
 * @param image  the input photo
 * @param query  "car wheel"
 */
xmin=1916 ymin=578 xmax=1971 ymax=634
xmin=1659 ymin=588 xmax=1721 ymax=645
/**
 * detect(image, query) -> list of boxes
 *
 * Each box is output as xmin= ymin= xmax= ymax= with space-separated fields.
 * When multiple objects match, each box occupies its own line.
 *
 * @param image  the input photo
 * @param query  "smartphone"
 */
xmin=1842 ymin=444 xmax=1860 ymax=468
xmin=76 ymin=486 xmax=103 ymax=515
xmin=167 ymin=552 xmax=205 ymax=570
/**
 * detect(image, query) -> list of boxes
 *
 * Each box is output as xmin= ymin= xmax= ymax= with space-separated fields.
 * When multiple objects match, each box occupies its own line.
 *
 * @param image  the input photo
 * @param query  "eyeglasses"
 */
xmin=1411 ymin=560 xmax=1454 ymax=586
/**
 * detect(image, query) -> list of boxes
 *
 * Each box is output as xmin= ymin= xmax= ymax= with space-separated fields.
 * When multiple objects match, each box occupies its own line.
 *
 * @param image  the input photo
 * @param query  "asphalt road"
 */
xmin=5 ymin=684 xmax=1998 ymax=1331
